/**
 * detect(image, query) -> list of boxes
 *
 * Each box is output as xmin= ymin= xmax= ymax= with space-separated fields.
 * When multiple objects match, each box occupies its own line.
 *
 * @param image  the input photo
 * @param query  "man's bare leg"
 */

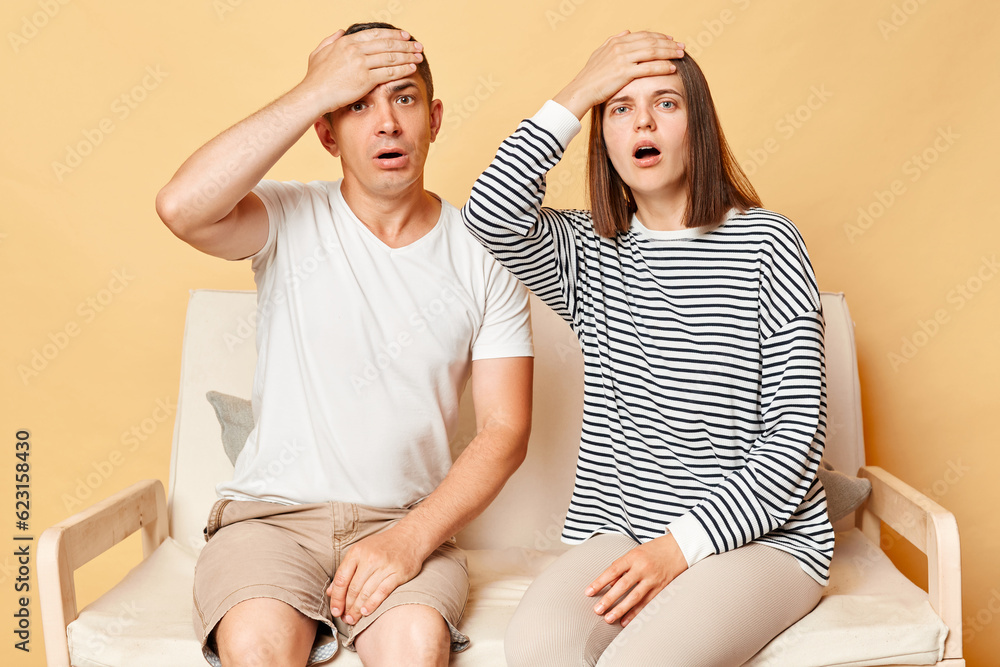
xmin=215 ymin=598 xmax=318 ymax=667
xmin=353 ymin=603 xmax=451 ymax=667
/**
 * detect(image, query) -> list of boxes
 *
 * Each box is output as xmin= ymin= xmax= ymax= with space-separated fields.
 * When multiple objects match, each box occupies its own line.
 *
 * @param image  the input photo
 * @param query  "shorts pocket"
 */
xmin=203 ymin=498 xmax=233 ymax=542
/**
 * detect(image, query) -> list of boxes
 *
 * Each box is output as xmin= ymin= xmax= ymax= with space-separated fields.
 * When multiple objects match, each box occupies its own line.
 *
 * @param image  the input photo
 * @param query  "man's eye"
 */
xmin=351 ymin=103 xmax=366 ymax=112
xmin=397 ymin=95 xmax=414 ymax=104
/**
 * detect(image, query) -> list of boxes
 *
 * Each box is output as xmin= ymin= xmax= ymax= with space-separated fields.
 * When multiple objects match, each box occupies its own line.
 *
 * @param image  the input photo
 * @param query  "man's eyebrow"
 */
xmin=388 ymin=82 xmax=418 ymax=94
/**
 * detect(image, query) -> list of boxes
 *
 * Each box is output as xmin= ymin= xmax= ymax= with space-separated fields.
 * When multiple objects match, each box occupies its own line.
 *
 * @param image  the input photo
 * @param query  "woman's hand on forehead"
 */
xmin=553 ymin=30 xmax=685 ymax=119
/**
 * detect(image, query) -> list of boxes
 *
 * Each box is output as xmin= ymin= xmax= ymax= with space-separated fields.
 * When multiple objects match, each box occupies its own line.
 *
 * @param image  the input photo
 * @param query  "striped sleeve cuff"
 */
xmin=530 ymin=100 xmax=583 ymax=148
xmin=666 ymin=512 xmax=716 ymax=568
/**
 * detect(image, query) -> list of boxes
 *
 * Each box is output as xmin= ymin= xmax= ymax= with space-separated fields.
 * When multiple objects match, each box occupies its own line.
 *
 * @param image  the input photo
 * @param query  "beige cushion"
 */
xmin=66 ymin=529 xmax=946 ymax=667
xmin=205 ymin=391 xmax=253 ymax=466
xmin=817 ymin=460 xmax=872 ymax=523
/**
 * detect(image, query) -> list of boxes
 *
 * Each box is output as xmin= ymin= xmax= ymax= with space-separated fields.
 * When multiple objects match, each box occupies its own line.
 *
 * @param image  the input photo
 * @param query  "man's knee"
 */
xmin=355 ymin=603 xmax=450 ymax=665
xmin=216 ymin=598 xmax=316 ymax=667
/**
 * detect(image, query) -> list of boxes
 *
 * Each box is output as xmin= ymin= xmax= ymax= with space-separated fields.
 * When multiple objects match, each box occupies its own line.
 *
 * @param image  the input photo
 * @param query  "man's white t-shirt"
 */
xmin=215 ymin=179 xmax=533 ymax=508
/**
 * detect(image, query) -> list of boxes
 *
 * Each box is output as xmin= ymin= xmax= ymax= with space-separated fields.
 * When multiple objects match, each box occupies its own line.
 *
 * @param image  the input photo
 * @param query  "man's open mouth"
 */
xmin=377 ymin=151 xmax=404 ymax=159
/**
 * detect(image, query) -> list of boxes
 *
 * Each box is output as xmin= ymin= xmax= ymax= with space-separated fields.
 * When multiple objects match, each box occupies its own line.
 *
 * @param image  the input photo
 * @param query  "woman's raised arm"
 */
xmin=461 ymin=31 xmax=683 ymax=326
xmin=553 ymin=30 xmax=685 ymax=119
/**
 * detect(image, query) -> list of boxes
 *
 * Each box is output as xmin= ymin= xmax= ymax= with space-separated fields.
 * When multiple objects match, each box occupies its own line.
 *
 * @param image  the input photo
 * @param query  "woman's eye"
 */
xmin=658 ymin=100 xmax=676 ymax=109
xmin=612 ymin=106 xmax=628 ymax=115
xmin=351 ymin=103 xmax=366 ymax=112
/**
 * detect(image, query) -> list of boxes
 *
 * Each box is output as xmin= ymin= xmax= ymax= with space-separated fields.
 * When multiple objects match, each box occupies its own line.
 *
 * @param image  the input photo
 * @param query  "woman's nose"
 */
xmin=634 ymin=105 xmax=655 ymax=131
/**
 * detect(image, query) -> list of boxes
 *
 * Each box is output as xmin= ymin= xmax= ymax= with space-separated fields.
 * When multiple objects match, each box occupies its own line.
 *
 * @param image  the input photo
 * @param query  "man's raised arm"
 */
xmin=154 ymin=28 xmax=424 ymax=260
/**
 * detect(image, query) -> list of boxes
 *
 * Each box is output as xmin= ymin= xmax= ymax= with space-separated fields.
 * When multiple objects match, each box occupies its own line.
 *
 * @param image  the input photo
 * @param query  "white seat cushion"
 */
xmin=747 ymin=529 xmax=948 ymax=666
xmin=68 ymin=529 xmax=947 ymax=666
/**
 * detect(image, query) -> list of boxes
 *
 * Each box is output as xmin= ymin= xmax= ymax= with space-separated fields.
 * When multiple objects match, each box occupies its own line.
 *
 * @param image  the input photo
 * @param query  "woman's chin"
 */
xmin=622 ymin=174 xmax=687 ymax=202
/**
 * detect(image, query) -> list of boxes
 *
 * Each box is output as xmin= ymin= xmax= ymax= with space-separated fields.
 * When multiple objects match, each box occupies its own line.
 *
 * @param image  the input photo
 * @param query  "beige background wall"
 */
xmin=2 ymin=0 xmax=998 ymax=665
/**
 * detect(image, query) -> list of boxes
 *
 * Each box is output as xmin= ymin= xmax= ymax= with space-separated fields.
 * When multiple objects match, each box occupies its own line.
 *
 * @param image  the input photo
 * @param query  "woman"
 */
xmin=462 ymin=31 xmax=834 ymax=666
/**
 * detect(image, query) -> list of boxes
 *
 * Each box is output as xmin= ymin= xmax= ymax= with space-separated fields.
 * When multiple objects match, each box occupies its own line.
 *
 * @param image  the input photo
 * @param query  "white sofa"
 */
xmin=39 ymin=290 xmax=964 ymax=666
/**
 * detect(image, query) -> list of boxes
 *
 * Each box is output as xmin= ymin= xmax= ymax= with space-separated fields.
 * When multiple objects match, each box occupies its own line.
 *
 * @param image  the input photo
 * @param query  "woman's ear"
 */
xmin=314 ymin=117 xmax=340 ymax=158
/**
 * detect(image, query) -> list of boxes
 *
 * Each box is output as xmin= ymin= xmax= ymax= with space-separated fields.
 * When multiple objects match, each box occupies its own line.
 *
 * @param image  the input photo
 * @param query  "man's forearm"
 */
xmin=156 ymin=84 xmax=323 ymax=230
xmin=395 ymin=420 xmax=529 ymax=559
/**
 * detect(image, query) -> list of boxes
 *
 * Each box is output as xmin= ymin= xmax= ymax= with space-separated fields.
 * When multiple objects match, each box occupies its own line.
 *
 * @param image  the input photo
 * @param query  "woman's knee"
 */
xmin=505 ymin=601 xmax=573 ymax=667
xmin=506 ymin=534 xmax=637 ymax=666
xmin=506 ymin=584 xmax=622 ymax=667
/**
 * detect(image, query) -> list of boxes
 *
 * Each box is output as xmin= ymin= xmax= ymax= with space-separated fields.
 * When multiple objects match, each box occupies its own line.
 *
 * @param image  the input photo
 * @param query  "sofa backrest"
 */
xmin=166 ymin=290 xmax=864 ymax=553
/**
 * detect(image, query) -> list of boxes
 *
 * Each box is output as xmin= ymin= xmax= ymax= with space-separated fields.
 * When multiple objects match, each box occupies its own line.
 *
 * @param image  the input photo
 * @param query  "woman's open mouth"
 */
xmin=632 ymin=143 xmax=662 ymax=167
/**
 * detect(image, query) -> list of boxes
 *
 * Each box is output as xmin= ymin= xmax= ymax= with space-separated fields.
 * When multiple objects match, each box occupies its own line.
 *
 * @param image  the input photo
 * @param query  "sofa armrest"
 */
xmin=38 ymin=479 xmax=167 ymax=667
xmin=856 ymin=465 xmax=962 ymax=662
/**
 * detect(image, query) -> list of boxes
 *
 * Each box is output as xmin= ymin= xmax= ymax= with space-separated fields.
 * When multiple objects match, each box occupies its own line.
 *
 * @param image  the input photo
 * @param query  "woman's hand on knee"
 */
xmin=584 ymin=532 xmax=688 ymax=627
xmin=552 ymin=30 xmax=685 ymax=119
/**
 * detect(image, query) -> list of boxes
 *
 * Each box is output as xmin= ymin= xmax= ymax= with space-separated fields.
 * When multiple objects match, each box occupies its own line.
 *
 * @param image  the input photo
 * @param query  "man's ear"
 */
xmin=428 ymin=99 xmax=444 ymax=142
xmin=314 ymin=117 xmax=341 ymax=157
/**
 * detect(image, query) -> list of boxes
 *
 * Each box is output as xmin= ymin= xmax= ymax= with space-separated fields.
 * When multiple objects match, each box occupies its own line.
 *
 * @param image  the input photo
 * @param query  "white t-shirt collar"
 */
xmin=630 ymin=207 xmax=738 ymax=241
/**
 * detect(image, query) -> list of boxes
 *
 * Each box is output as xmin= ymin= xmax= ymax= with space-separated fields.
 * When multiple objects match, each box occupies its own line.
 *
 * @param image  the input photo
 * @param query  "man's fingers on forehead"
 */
xmin=353 ymin=28 xmax=410 ymax=43
xmin=381 ymin=37 xmax=422 ymax=52
xmin=357 ymin=38 xmax=421 ymax=57
xmin=317 ymin=31 xmax=343 ymax=49
xmin=383 ymin=64 xmax=419 ymax=81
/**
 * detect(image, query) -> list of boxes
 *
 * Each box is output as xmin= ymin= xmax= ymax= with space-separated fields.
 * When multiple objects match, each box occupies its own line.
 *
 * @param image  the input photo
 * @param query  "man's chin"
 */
xmin=358 ymin=170 xmax=424 ymax=196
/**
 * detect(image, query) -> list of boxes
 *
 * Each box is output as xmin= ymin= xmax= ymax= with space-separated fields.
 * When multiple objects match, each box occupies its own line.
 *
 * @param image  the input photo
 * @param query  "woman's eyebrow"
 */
xmin=607 ymin=88 xmax=684 ymax=107
xmin=607 ymin=94 xmax=633 ymax=106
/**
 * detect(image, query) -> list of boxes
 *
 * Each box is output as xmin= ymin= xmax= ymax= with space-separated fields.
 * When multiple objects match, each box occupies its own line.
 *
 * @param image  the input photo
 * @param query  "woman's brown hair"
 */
xmin=587 ymin=53 xmax=761 ymax=238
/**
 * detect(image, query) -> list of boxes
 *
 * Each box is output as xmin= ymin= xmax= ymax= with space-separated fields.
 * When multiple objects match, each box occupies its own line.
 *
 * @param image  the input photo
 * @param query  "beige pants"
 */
xmin=506 ymin=533 xmax=823 ymax=667
xmin=192 ymin=498 xmax=470 ymax=666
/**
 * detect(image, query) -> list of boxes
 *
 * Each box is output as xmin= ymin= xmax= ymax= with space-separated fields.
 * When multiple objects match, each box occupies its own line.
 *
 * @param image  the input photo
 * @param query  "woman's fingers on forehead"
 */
xmin=620 ymin=30 xmax=674 ymax=43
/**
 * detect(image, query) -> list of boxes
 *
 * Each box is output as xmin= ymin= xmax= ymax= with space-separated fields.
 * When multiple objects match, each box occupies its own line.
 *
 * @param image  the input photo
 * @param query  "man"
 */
xmin=156 ymin=22 xmax=533 ymax=667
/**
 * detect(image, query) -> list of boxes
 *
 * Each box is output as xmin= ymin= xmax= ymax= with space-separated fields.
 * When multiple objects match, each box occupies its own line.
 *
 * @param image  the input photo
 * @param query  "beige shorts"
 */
xmin=192 ymin=497 xmax=470 ymax=666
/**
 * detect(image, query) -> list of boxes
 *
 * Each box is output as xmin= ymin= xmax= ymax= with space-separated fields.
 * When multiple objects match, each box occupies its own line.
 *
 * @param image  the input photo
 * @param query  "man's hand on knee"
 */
xmin=327 ymin=524 xmax=431 ymax=625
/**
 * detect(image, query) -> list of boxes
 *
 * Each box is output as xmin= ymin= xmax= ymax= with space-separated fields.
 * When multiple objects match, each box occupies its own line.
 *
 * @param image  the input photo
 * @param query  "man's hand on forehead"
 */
xmin=299 ymin=27 xmax=424 ymax=117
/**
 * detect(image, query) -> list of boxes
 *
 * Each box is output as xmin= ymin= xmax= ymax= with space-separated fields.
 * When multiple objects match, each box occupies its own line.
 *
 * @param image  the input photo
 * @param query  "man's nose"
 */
xmin=375 ymin=103 xmax=401 ymax=135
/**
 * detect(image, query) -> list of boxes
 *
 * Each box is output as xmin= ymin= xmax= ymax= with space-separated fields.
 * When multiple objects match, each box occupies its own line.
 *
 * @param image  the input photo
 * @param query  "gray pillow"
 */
xmin=205 ymin=391 xmax=254 ymax=465
xmin=817 ymin=459 xmax=872 ymax=522
xmin=204 ymin=391 xmax=873 ymax=522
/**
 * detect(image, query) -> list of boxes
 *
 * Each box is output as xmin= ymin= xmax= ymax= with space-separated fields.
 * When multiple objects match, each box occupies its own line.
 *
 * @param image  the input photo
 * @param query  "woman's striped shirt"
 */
xmin=461 ymin=101 xmax=835 ymax=585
